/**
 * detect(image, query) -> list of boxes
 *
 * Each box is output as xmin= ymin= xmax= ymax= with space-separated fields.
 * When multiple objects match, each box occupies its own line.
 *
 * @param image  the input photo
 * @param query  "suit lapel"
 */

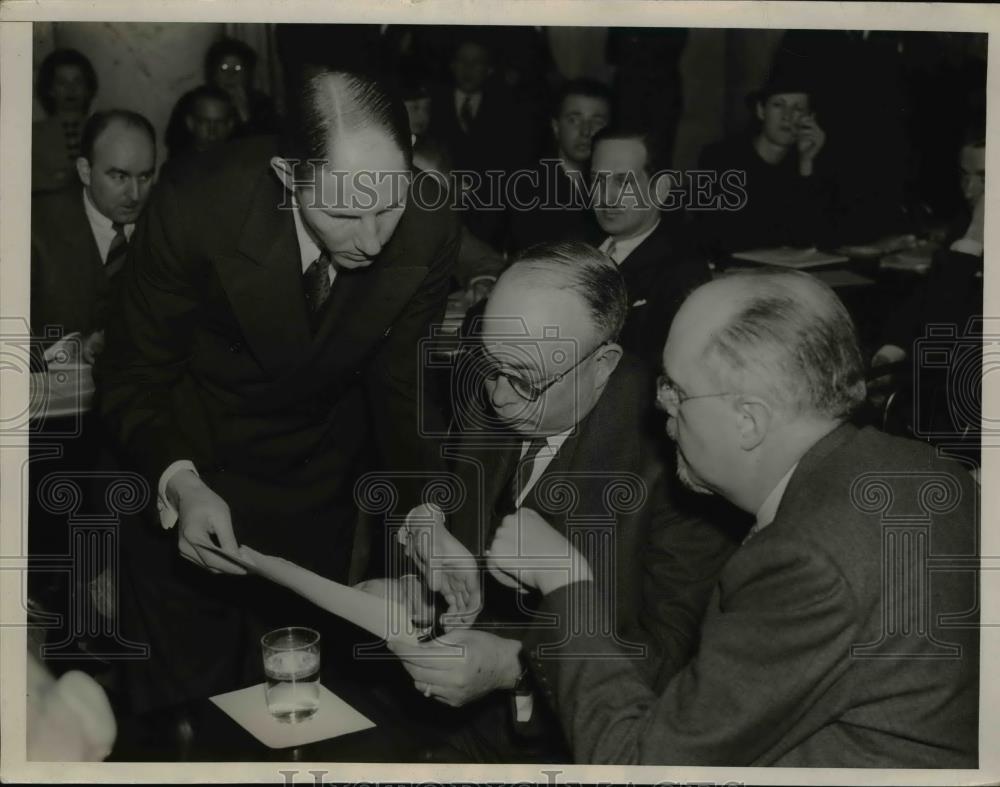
xmin=212 ymin=172 xmax=312 ymax=379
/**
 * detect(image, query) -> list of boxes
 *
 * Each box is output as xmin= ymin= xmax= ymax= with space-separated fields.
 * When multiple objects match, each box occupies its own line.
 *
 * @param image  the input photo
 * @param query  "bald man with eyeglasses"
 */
xmin=380 ymin=241 xmax=745 ymax=763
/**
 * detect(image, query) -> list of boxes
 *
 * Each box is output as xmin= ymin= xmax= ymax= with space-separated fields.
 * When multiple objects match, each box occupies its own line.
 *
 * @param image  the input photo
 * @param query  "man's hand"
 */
xmin=169 ymin=470 xmax=245 ymax=574
xmin=486 ymin=507 xmax=592 ymax=595
xmin=388 ymin=628 xmax=522 ymax=707
xmin=796 ymin=114 xmax=827 ymax=175
xmin=81 ymin=330 xmax=105 ymax=364
xmin=400 ymin=503 xmax=481 ymax=628
xmin=354 ymin=575 xmax=435 ymax=628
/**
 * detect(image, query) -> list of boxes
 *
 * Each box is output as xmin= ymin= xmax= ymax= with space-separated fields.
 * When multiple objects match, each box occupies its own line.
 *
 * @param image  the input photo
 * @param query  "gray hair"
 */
xmin=510 ymin=241 xmax=629 ymax=341
xmin=704 ymin=268 xmax=866 ymax=419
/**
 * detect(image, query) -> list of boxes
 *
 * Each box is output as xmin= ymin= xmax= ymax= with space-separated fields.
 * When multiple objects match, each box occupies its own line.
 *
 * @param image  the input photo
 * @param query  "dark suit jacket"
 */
xmin=525 ymin=424 xmax=979 ymax=766
xmin=97 ymin=136 xmax=460 ymax=571
xmin=31 ymin=187 xmax=111 ymax=344
xmin=507 ymin=158 xmax=603 ymax=254
xmin=615 ymin=219 xmax=711 ymax=369
xmin=448 ymin=356 xmax=743 ymax=680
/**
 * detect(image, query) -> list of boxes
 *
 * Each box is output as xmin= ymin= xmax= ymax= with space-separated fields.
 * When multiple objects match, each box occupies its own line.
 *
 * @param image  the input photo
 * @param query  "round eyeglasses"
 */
xmin=656 ymin=374 xmax=737 ymax=412
xmin=482 ymin=341 xmax=611 ymax=403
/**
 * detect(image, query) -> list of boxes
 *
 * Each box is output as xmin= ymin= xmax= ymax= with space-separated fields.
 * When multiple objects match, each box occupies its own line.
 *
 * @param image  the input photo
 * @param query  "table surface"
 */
xmin=108 ymin=662 xmax=470 ymax=763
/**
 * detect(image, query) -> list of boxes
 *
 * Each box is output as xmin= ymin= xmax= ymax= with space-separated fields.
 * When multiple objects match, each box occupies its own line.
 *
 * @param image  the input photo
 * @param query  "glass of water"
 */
xmin=261 ymin=627 xmax=320 ymax=723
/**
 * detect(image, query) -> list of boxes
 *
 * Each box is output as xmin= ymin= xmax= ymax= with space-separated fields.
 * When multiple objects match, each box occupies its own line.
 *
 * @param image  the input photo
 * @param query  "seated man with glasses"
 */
xmin=384 ymin=241 xmax=744 ymax=762
xmin=485 ymin=268 xmax=979 ymax=767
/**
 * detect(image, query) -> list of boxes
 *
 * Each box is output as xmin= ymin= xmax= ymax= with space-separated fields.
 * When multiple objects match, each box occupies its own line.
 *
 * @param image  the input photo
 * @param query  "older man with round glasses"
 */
xmin=384 ymin=241 xmax=742 ymax=763
xmin=486 ymin=268 xmax=978 ymax=767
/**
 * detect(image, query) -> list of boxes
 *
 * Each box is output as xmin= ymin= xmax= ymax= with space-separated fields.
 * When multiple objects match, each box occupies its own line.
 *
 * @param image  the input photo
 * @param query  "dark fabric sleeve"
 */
xmin=95 ymin=174 xmax=206 ymax=490
xmin=525 ymin=540 xmax=859 ymax=765
xmin=363 ymin=205 xmax=461 ymax=512
xmin=633 ymin=479 xmax=741 ymax=689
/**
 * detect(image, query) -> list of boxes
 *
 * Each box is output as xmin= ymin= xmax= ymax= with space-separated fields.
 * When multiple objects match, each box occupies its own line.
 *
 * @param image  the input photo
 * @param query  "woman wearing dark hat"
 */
xmin=694 ymin=71 xmax=834 ymax=258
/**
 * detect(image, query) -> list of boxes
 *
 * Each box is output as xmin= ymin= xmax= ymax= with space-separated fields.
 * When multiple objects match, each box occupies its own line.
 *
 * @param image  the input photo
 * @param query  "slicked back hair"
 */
xmin=80 ymin=110 xmax=156 ymax=164
xmin=551 ymin=78 xmax=613 ymax=120
xmin=704 ymin=268 xmax=867 ymax=420
xmin=591 ymin=124 xmax=671 ymax=177
xmin=510 ymin=241 xmax=629 ymax=342
xmin=279 ymin=70 xmax=413 ymax=172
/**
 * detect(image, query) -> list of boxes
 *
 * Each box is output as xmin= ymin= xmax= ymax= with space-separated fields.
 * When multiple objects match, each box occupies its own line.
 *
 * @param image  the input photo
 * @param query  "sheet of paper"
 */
xmin=203 ymin=544 xmax=422 ymax=645
xmin=731 ymin=247 xmax=850 ymax=268
xmin=210 ymin=683 xmax=374 ymax=749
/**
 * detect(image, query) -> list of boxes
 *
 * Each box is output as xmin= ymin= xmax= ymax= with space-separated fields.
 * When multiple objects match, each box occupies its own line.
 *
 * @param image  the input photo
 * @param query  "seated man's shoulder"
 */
xmin=31 ymin=187 xmax=84 ymax=232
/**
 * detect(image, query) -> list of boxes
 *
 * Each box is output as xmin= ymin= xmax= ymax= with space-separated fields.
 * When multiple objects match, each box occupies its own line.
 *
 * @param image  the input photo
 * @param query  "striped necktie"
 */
xmin=303 ymin=252 xmax=333 ymax=329
xmin=104 ymin=223 xmax=128 ymax=278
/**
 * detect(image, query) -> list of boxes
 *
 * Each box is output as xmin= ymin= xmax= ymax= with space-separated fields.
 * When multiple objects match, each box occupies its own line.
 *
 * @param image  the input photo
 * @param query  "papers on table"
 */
xmin=202 ymin=544 xmax=422 ymax=645
xmin=210 ymin=683 xmax=374 ymax=749
xmin=731 ymin=247 xmax=850 ymax=269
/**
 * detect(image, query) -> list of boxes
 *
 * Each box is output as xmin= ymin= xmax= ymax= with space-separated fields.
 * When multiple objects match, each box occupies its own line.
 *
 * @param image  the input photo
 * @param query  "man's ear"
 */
xmin=184 ymin=115 xmax=196 ymax=134
xmin=755 ymin=101 xmax=765 ymax=123
xmin=269 ymin=155 xmax=295 ymax=191
xmin=736 ymin=396 xmax=771 ymax=451
xmin=592 ymin=342 xmax=624 ymax=392
xmin=75 ymin=156 xmax=91 ymax=188
xmin=550 ymin=118 xmax=560 ymax=142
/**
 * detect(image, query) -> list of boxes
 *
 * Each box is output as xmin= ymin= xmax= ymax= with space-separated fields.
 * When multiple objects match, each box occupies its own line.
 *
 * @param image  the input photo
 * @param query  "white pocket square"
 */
xmin=631 ymin=299 xmax=648 ymax=307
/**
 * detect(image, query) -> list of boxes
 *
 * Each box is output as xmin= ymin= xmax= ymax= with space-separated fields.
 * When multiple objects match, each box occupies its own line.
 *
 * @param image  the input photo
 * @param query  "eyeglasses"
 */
xmin=482 ymin=340 xmax=610 ymax=403
xmin=656 ymin=374 xmax=737 ymax=412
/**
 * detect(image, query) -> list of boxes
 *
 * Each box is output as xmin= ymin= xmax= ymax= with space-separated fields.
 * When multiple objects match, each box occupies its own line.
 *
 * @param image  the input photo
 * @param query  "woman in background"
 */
xmin=32 ymin=48 xmax=98 ymax=193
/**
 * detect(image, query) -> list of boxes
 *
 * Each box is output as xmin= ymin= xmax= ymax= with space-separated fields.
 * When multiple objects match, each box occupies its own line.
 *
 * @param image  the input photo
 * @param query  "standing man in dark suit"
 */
xmin=489 ymin=269 xmax=979 ymax=766
xmin=385 ymin=243 xmax=743 ymax=761
xmin=97 ymin=70 xmax=459 ymax=712
xmin=591 ymin=126 xmax=710 ymax=369
xmin=32 ymin=110 xmax=157 ymax=364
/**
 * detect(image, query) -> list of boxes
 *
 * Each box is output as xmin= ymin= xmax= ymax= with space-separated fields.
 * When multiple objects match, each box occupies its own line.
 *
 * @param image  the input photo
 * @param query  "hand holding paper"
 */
xmin=399 ymin=503 xmax=481 ymax=628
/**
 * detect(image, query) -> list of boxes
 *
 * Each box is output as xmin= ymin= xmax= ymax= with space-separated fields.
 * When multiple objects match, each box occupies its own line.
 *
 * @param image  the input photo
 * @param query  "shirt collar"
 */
xmin=754 ymin=462 xmax=799 ymax=532
xmin=290 ymin=198 xmax=323 ymax=273
xmin=520 ymin=428 xmax=573 ymax=458
xmin=82 ymin=187 xmax=116 ymax=233
xmin=601 ymin=217 xmax=661 ymax=263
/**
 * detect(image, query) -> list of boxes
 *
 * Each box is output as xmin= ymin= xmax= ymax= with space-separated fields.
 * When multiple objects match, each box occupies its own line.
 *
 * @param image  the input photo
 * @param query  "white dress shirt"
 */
xmin=598 ymin=217 xmax=660 ymax=265
xmin=157 ymin=202 xmax=332 ymax=529
xmin=82 ymin=187 xmax=136 ymax=264
xmin=454 ymin=89 xmax=483 ymax=126
xmin=513 ymin=430 xmax=573 ymax=507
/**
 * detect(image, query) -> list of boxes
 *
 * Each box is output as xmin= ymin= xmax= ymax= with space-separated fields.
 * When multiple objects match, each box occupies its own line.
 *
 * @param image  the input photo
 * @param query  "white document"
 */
xmin=203 ymin=544 xmax=422 ymax=645
xmin=731 ymin=247 xmax=850 ymax=268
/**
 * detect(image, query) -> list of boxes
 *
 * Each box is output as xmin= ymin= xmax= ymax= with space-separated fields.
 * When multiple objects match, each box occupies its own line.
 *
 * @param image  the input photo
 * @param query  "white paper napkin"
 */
xmin=210 ymin=683 xmax=374 ymax=749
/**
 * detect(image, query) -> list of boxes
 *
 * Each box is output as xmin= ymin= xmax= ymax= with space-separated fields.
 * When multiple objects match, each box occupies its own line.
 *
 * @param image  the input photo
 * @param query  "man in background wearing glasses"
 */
xmin=487 ymin=268 xmax=978 ymax=766
xmin=389 ymin=241 xmax=743 ymax=762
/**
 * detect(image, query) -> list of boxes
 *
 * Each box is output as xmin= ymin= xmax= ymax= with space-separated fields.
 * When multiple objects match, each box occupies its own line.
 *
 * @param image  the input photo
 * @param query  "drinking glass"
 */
xmin=261 ymin=627 xmax=320 ymax=723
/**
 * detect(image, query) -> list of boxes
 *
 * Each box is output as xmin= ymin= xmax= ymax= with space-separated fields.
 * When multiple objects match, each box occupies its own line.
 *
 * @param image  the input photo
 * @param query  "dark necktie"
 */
xmin=303 ymin=252 xmax=333 ymax=328
xmin=459 ymin=93 xmax=475 ymax=134
xmin=104 ymin=223 xmax=128 ymax=278
xmin=495 ymin=438 xmax=549 ymax=519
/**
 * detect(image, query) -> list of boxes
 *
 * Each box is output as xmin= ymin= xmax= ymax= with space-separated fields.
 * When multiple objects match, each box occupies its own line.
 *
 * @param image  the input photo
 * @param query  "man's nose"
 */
xmin=488 ymin=375 xmax=522 ymax=409
xmin=355 ymin=214 xmax=382 ymax=256
xmin=125 ymin=179 xmax=140 ymax=201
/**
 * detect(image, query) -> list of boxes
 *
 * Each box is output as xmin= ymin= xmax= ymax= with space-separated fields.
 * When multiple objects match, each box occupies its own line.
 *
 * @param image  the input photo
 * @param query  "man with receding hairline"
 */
xmin=389 ymin=241 xmax=742 ymax=762
xmin=488 ymin=269 xmax=979 ymax=766
xmin=99 ymin=69 xmax=459 ymax=711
